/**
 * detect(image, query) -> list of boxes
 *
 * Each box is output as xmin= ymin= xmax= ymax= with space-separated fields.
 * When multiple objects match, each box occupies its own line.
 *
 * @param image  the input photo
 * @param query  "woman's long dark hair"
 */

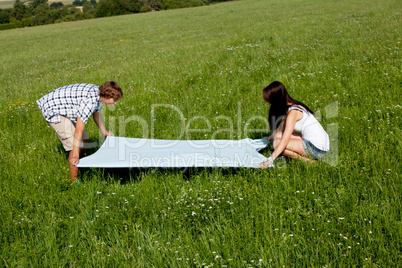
xmin=263 ymin=81 xmax=314 ymax=131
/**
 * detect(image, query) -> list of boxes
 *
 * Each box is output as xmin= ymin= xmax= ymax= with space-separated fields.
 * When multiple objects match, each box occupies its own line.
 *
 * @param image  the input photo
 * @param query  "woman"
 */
xmin=259 ymin=81 xmax=329 ymax=168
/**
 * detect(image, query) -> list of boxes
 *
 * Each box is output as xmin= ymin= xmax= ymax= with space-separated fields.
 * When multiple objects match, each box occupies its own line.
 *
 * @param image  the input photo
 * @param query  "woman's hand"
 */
xmin=259 ymin=157 xmax=273 ymax=169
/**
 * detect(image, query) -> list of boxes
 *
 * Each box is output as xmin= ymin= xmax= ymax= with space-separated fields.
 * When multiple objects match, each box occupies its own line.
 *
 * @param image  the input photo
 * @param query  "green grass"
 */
xmin=0 ymin=0 xmax=401 ymax=266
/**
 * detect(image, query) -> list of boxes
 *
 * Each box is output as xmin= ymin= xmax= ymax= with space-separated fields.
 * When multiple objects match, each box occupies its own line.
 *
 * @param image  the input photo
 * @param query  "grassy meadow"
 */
xmin=0 ymin=0 xmax=401 ymax=266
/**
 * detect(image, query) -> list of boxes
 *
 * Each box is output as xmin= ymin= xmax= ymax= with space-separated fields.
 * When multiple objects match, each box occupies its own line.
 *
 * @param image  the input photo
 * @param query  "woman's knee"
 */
xmin=274 ymin=131 xmax=283 ymax=140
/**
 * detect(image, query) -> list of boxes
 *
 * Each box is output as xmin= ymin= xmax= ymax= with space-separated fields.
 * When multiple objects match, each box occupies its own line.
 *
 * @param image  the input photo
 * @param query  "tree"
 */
xmin=0 ymin=8 xmax=12 ymax=24
xmin=72 ymin=0 xmax=87 ymax=6
xmin=29 ymin=0 xmax=48 ymax=10
xmin=139 ymin=4 xmax=151 ymax=13
xmin=94 ymin=0 xmax=122 ymax=17
xmin=108 ymin=0 xmax=122 ymax=15
xmin=83 ymin=1 xmax=92 ymax=13
xmin=160 ymin=0 xmax=180 ymax=10
xmin=120 ymin=0 xmax=142 ymax=13
xmin=94 ymin=0 xmax=110 ymax=17
xmin=50 ymin=2 xmax=64 ymax=9
xmin=10 ymin=0 xmax=29 ymax=21
xmin=32 ymin=2 xmax=52 ymax=25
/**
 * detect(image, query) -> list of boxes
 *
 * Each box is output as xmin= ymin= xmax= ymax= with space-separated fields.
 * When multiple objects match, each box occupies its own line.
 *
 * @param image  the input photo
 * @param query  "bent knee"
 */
xmin=274 ymin=131 xmax=283 ymax=140
xmin=273 ymin=138 xmax=282 ymax=149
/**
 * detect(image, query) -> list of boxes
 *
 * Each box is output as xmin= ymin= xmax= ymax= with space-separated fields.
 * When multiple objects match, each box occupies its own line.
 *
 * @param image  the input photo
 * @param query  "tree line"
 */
xmin=0 ymin=0 xmax=232 ymax=30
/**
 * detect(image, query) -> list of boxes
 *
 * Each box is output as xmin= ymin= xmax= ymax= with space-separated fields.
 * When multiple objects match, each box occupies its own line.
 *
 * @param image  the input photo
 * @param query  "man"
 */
xmin=37 ymin=81 xmax=123 ymax=184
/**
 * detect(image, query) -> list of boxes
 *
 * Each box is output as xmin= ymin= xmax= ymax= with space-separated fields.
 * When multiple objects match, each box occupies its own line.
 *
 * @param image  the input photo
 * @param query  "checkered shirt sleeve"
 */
xmin=37 ymin=83 xmax=103 ymax=124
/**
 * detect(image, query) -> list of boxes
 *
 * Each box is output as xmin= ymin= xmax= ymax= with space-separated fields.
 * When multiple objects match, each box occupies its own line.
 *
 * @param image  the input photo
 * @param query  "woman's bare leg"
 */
xmin=282 ymin=148 xmax=314 ymax=162
xmin=273 ymin=131 xmax=314 ymax=162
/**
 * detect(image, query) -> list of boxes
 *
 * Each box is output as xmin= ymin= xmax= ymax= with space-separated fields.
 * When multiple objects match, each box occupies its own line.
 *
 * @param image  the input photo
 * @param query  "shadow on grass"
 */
xmin=56 ymin=137 xmax=103 ymax=159
xmin=79 ymin=166 xmax=249 ymax=184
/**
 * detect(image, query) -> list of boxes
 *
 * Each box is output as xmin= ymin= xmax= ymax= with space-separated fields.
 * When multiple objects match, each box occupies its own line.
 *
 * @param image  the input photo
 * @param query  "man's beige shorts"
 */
xmin=49 ymin=115 xmax=89 ymax=151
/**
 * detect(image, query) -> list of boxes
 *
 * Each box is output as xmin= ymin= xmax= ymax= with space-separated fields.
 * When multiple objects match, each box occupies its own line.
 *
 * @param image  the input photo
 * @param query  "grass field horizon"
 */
xmin=0 ymin=0 xmax=75 ymax=9
xmin=1 ymin=0 xmax=401 ymax=266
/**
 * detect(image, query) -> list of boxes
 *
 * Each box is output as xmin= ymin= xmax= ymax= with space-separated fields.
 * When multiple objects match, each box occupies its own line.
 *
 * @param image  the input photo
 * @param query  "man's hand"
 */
xmin=93 ymin=112 xmax=114 ymax=137
xmin=69 ymin=156 xmax=79 ymax=166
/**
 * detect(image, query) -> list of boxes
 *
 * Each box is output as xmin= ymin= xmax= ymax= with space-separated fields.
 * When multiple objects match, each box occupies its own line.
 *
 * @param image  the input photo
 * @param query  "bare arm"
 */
xmin=69 ymin=116 xmax=86 ymax=166
xmin=93 ymin=111 xmax=114 ymax=136
xmin=259 ymin=110 xmax=302 ymax=168
xmin=266 ymin=120 xmax=285 ymax=141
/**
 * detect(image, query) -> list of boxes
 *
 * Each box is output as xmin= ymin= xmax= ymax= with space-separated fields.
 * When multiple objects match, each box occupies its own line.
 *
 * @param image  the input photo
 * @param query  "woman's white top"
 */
xmin=288 ymin=105 xmax=330 ymax=151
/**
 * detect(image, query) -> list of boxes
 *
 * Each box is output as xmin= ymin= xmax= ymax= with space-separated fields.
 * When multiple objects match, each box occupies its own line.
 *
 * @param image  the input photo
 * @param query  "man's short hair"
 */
xmin=99 ymin=81 xmax=123 ymax=101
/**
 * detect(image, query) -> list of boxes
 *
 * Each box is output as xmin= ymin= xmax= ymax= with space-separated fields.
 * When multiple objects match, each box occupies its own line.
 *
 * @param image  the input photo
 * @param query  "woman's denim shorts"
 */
xmin=302 ymin=140 xmax=328 ymax=160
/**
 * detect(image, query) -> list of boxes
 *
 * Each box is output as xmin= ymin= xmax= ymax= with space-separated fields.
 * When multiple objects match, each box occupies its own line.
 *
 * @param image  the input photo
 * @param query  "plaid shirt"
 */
xmin=37 ymin=83 xmax=103 ymax=124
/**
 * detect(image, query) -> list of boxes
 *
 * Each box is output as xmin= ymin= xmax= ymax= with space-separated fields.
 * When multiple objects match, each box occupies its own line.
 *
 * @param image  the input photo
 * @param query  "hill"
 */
xmin=0 ymin=0 xmax=400 ymax=266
